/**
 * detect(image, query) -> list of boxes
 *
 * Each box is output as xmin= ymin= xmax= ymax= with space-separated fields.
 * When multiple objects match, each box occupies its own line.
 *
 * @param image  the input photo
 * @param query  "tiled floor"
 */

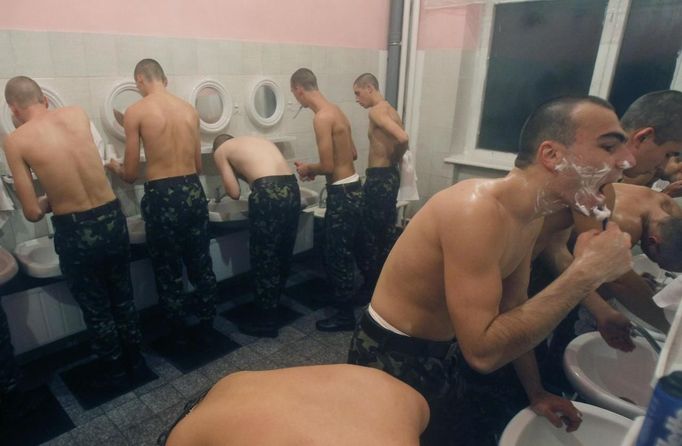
xmin=16 ymin=260 xmax=356 ymax=446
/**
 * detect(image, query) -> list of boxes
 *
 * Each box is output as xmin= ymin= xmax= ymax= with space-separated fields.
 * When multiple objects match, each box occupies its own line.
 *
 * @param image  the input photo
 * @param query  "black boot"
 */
xmin=87 ymin=356 xmax=129 ymax=391
xmin=191 ymin=319 xmax=217 ymax=348
xmin=0 ymin=386 xmax=47 ymax=425
xmin=122 ymin=343 xmax=147 ymax=382
xmin=316 ymin=308 xmax=356 ymax=332
xmin=238 ymin=308 xmax=279 ymax=338
xmin=168 ymin=319 xmax=192 ymax=351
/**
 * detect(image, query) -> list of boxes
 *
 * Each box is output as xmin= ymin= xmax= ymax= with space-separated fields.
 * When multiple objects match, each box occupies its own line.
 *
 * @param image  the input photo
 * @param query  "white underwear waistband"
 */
xmin=332 ymin=173 xmax=360 ymax=185
xmin=368 ymin=303 xmax=409 ymax=336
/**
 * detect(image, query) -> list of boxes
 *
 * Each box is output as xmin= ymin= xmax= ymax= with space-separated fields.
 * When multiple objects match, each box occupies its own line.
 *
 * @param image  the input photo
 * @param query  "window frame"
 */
xmin=456 ymin=0 xmax=634 ymax=170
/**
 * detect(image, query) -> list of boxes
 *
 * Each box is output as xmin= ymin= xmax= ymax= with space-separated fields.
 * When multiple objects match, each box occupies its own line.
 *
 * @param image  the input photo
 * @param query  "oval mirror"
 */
xmin=246 ymin=78 xmax=284 ymax=128
xmin=101 ymin=80 xmax=143 ymax=142
xmin=1 ymin=85 xmax=65 ymax=135
xmin=189 ymin=79 xmax=233 ymax=134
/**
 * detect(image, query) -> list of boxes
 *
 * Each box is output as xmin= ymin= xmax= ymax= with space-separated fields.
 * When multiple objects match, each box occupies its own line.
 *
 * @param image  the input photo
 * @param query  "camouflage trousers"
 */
xmin=348 ymin=310 xmax=528 ymax=446
xmin=324 ymin=181 xmax=364 ymax=306
xmin=0 ymin=306 xmax=18 ymax=394
xmin=357 ymin=166 xmax=400 ymax=290
xmin=249 ymin=175 xmax=300 ymax=310
xmin=52 ymin=200 xmax=142 ymax=361
xmin=142 ymin=174 xmax=217 ymax=323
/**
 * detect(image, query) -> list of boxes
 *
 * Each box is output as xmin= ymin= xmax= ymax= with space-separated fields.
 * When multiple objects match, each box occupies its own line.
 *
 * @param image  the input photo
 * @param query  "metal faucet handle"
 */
xmin=631 ymin=322 xmax=662 ymax=354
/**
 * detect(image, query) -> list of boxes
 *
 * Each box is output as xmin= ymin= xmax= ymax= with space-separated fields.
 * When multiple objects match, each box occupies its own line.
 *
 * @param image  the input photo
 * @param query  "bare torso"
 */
xmin=372 ymin=178 xmax=543 ymax=341
xmin=166 ymin=365 xmax=429 ymax=446
xmin=6 ymin=107 xmax=115 ymax=215
xmin=130 ymin=91 xmax=200 ymax=181
xmin=320 ymin=105 xmax=356 ymax=182
xmin=368 ymin=101 xmax=406 ymax=168
xmin=220 ymin=136 xmax=292 ymax=184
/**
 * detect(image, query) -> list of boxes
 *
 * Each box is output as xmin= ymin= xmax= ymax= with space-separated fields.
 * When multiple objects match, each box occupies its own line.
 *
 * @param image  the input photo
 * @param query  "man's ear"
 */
xmin=538 ymin=140 xmax=563 ymax=172
xmin=632 ymin=127 xmax=654 ymax=148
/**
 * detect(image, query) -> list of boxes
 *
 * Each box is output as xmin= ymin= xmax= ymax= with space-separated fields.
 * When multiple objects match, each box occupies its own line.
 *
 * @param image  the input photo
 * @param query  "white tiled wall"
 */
xmin=0 ymin=30 xmax=381 ymax=250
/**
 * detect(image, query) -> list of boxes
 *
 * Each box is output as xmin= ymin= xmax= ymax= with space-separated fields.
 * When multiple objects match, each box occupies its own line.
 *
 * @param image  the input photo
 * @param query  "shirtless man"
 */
xmin=348 ymin=96 xmax=635 ymax=446
xmin=621 ymin=90 xmax=682 ymax=197
xmin=290 ymin=68 xmax=363 ymax=332
xmin=106 ymin=59 xmax=217 ymax=347
xmin=212 ymin=135 xmax=300 ymax=337
xmin=3 ymin=76 xmax=144 ymax=388
xmin=353 ymin=73 xmax=409 ymax=301
xmin=161 ymin=365 xmax=429 ymax=446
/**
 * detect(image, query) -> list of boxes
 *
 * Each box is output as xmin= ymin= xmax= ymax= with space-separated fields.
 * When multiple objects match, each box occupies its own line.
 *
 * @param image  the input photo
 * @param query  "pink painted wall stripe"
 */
xmin=418 ymin=4 xmax=482 ymax=50
xmin=1 ymin=0 xmax=390 ymax=49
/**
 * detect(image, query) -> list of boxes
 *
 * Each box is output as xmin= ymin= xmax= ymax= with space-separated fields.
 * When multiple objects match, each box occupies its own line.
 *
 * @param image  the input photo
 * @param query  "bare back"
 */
xmin=372 ymin=177 xmax=544 ymax=341
xmin=318 ymin=104 xmax=356 ymax=182
xmin=220 ymin=136 xmax=292 ymax=184
xmin=5 ymin=107 xmax=114 ymax=215
xmin=128 ymin=91 xmax=200 ymax=181
xmin=368 ymin=101 xmax=406 ymax=167
xmin=166 ymin=365 xmax=429 ymax=446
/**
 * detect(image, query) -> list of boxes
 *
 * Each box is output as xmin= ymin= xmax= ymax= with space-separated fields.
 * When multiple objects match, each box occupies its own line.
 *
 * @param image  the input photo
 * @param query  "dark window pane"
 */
xmin=478 ymin=0 xmax=608 ymax=153
xmin=609 ymin=0 xmax=682 ymax=116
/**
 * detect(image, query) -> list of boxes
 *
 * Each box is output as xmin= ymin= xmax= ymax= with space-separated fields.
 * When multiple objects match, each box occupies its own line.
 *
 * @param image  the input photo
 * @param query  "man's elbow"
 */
xmin=462 ymin=349 xmax=504 ymax=375
xmin=397 ymin=133 xmax=409 ymax=146
xmin=120 ymin=171 xmax=138 ymax=184
xmin=23 ymin=208 xmax=44 ymax=222
xmin=228 ymin=190 xmax=240 ymax=201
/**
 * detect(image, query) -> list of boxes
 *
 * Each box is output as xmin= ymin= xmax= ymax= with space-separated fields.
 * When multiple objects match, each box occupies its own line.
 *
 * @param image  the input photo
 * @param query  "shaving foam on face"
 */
xmin=617 ymin=160 xmax=633 ymax=170
xmin=591 ymin=205 xmax=611 ymax=221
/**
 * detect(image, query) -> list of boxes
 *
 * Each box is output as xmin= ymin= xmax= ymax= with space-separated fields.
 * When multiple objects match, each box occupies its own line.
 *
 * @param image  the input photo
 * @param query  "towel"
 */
xmin=653 ymin=275 xmax=682 ymax=323
xmin=0 ymin=179 xmax=14 ymax=229
xmin=397 ymin=150 xmax=419 ymax=201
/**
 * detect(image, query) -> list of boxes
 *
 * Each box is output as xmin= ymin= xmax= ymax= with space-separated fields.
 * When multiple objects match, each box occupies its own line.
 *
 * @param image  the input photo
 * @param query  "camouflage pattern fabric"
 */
xmin=348 ymin=311 xmax=527 ymax=446
xmin=52 ymin=201 xmax=142 ymax=361
xmin=0 ymin=306 xmax=18 ymax=394
xmin=248 ymin=175 xmax=300 ymax=310
xmin=142 ymin=174 xmax=217 ymax=323
xmin=357 ymin=166 xmax=400 ymax=290
xmin=324 ymin=182 xmax=364 ymax=306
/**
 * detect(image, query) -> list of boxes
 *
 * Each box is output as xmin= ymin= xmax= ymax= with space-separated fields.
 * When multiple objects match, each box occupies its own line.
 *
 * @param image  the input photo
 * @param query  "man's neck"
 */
xmin=308 ymin=91 xmax=329 ymax=113
xmin=506 ymin=167 xmax=567 ymax=220
xmin=23 ymin=104 xmax=49 ymax=122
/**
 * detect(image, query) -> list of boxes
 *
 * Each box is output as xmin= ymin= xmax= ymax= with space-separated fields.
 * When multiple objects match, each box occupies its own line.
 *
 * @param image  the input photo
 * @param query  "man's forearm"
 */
xmin=513 ymin=350 xmax=544 ymax=401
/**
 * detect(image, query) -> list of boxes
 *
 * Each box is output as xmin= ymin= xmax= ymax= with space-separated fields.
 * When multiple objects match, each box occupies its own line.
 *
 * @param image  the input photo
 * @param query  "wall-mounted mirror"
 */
xmin=0 ymin=85 xmax=65 ymax=136
xmin=101 ymin=80 xmax=143 ymax=142
xmin=189 ymin=79 xmax=233 ymax=134
xmin=246 ymin=78 xmax=284 ymax=128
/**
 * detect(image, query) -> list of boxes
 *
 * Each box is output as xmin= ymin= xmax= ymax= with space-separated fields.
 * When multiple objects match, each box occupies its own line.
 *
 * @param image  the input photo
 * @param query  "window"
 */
xmin=461 ymin=0 xmax=682 ymax=166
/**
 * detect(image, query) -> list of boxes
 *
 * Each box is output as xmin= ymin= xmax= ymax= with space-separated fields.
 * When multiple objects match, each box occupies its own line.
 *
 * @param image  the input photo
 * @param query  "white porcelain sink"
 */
xmin=207 ymin=199 xmax=249 ymax=223
xmin=564 ymin=332 xmax=658 ymax=419
xmin=299 ymin=187 xmax=319 ymax=209
xmin=499 ymin=401 xmax=631 ymax=446
xmin=0 ymin=246 xmax=18 ymax=286
xmin=13 ymin=236 xmax=61 ymax=278
xmin=126 ymin=215 xmax=146 ymax=244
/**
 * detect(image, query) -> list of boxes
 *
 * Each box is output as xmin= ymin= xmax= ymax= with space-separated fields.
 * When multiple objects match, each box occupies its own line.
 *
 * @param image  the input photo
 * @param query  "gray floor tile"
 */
xmin=170 ymin=371 xmax=212 ymax=398
xmin=122 ymin=415 xmax=168 ymax=446
xmin=39 ymin=432 xmax=75 ymax=446
xmin=139 ymin=384 xmax=185 ymax=414
xmin=106 ymin=398 xmax=154 ymax=430
xmin=69 ymin=414 xmax=121 ymax=445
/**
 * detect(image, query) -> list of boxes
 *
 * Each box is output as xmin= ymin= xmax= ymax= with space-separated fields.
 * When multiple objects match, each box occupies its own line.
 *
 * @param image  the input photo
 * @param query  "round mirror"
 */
xmin=189 ymin=79 xmax=233 ymax=134
xmin=101 ymin=80 xmax=142 ymax=142
xmin=0 ymin=85 xmax=65 ymax=135
xmin=246 ymin=78 xmax=284 ymax=128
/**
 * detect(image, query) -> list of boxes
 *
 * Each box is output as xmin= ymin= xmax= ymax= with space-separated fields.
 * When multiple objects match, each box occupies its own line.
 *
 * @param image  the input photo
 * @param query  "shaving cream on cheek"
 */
xmin=617 ymin=160 xmax=632 ymax=170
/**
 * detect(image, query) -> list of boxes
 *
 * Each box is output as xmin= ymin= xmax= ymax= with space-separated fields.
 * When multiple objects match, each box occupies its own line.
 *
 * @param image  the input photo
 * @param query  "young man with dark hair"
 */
xmin=348 ymin=96 xmax=635 ymax=445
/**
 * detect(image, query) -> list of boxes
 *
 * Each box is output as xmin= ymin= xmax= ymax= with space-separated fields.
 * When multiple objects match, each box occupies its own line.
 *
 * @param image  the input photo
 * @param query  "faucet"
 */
xmin=214 ymin=187 xmax=229 ymax=203
xmin=318 ymin=186 xmax=327 ymax=209
xmin=631 ymin=322 xmax=661 ymax=354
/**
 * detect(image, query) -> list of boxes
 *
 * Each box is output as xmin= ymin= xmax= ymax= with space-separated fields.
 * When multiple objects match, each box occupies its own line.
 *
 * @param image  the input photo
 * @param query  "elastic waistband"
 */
xmin=359 ymin=310 xmax=457 ymax=360
xmin=252 ymin=174 xmax=297 ymax=189
xmin=145 ymin=174 xmax=199 ymax=191
xmin=52 ymin=199 xmax=120 ymax=228
xmin=327 ymin=180 xmax=362 ymax=194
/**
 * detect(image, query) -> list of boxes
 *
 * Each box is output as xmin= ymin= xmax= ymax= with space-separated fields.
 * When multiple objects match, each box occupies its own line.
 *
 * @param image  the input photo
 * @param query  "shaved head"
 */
xmin=212 ymin=133 xmax=234 ymax=152
xmin=134 ymin=58 xmax=167 ymax=83
xmin=290 ymin=68 xmax=318 ymax=91
xmin=4 ymin=76 xmax=44 ymax=108
xmin=354 ymin=73 xmax=379 ymax=90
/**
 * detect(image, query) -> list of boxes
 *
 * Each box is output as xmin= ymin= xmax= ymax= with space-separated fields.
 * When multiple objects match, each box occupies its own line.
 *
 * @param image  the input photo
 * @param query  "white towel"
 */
xmin=89 ymin=121 xmax=107 ymax=163
xmin=0 ymin=180 xmax=14 ymax=229
xmin=397 ymin=150 xmax=419 ymax=201
xmin=653 ymin=275 xmax=682 ymax=324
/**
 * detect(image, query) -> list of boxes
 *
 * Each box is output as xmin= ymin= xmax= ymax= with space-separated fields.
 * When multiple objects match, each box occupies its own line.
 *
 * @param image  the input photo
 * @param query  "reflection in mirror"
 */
xmin=112 ymin=89 xmax=142 ymax=127
xmin=254 ymin=85 xmax=277 ymax=119
xmin=196 ymin=87 xmax=224 ymax=124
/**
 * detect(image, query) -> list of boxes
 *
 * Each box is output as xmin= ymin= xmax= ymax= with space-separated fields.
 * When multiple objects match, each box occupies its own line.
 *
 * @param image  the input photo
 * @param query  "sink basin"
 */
xmin=563 ymin=332 xmax=657 ymax=419
xmin=207 ymin=199 xmax=249 ymax=223
xmin=299 ymin=187 xmax=319 ymax=209
xmin=0 ymin=246 xmax=18 ymax=286
xmin=499 ymin=401 xmax=631 ymax=446
xmin=126 ymin=215 xmax=146 ymax=244
xmin=13 ymin=236 xmax=61 ymax=278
